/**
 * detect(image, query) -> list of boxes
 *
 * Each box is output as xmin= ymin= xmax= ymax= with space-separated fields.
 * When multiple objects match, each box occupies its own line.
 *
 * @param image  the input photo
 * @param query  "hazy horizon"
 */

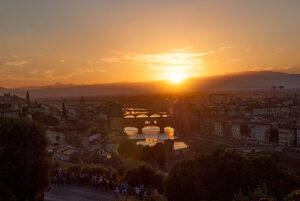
xmin=0 ymin=70 xmax=296 ymax=89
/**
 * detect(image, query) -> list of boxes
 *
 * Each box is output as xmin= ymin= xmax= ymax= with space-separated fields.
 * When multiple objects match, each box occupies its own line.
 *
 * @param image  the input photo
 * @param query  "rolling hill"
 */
xmin=1 ymin=71 xmax=300 ymax=98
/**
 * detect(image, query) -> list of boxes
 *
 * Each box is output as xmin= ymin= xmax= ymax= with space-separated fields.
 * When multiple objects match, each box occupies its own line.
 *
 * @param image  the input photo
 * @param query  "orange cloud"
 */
xmin=101 ymin=48 xmax=214 ymax=71
xmin=5 ymin=60 xmax=28 ymax=66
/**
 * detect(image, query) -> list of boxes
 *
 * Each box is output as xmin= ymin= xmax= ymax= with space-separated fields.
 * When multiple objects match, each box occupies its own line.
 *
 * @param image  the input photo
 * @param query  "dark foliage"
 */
xmin=284 ymin=188 xmax=300 ymax=201
xmin=32 ymin=111 xmax=59 ymax=126
xmin=118 ymin=139 xmax=165 ymax=168
xmin=124 ymin=164 xmax=164 ymax=192
xmin=165 ymin=149 xmax=299 ymax=201
xmin=0 ymin=118 xmax=49 ymax=201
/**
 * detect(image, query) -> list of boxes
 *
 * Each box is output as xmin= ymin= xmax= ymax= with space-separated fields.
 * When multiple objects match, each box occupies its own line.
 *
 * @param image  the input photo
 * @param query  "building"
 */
xmin=290 ymin=126 xmax=300 ymax=148
xmin=46 ymin=130 xmax=65 ymax=145
xmin=213 ymin=122 xmax=224 ymax=136
xmin=252 ymin=105 xmax=289 ymax=117
xmin=212 ymin=120 xmax=231 ymax=137
xmin=278 ymin=128 xmax=294 ymax=146
xmin=249 ymin=123 xmax=270 ymax=144
xmin=208 ymin=94 xmax=229 ymax=105
xmin=109 ymin=117 xmax=123 ymax=132
xmin=54 ymin=144 xmax=78 ymax=161
xmin=0 ymin=93 xmax=26 ymax=118
xmin=229 ymin=120 xmax=249 ymax=139
xmin=231 ymin=124 xmax=242 ymax=138
xmin=52 ymin=123 xmax=89 ymax=147
xmin=297 ymin=129 xmax=300 ymax=148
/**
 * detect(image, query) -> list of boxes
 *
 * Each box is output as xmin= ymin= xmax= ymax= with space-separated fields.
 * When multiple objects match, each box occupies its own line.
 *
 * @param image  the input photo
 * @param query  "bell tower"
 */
xmin=26 ymin=90 xmax=30 ymax=106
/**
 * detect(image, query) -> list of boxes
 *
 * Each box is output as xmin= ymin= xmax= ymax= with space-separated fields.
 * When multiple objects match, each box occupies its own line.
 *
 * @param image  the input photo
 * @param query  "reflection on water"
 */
xmin=124 ymin=127 xmax=139 ymax=135
xmin=174 ymin=142 xmax=188 ymax=150
xmin=125 ymin=126 xmax=187 ymax=150
xmin=124 ymin=126 xmax=174 ymax=135
xmin=128 ymin=133 xmax=173 ymax=140
xmin=136 ymin=138 xmax=159 ymax=147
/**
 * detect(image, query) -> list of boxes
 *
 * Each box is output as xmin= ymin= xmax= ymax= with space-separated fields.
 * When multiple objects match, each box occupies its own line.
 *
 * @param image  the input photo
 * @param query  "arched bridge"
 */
xmin=123 ymin=108 xmax=174 ymax=134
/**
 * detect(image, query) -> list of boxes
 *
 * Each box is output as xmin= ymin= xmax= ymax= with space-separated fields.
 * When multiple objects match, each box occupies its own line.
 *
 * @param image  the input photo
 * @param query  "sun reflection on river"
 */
xmin=125 ymin=126 xmax=185 ymax=149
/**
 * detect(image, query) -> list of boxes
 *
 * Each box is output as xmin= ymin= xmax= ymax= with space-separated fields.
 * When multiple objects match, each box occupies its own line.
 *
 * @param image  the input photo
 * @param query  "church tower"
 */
xmin=26 ymin=90 xmax=30 ymax=106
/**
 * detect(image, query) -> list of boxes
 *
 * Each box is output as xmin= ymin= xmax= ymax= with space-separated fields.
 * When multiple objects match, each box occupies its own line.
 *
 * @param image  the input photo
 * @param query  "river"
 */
xmin=124 ymin=126 xmax=187 ymax=150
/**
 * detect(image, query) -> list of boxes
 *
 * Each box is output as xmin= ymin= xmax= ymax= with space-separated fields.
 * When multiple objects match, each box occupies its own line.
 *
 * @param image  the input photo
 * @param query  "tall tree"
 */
xmin=0 ymin=118 xmax=49 ymax=201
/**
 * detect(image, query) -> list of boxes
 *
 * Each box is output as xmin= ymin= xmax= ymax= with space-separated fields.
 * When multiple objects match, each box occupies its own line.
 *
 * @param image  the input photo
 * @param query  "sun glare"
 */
xmin=169 ymin=71 xmax=184 ymax=84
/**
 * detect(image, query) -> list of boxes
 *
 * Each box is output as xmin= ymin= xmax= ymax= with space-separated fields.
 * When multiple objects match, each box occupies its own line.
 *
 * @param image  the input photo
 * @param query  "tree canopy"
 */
xmin=0 ymin=118 xmax=49 ymax=201
xmin=165 ymin=149 xmax=299 ymax=201
xmin=284 ymin=188 xmax=300 ymax=201
xmin=32 ymin=111 xmax=59 ymax=126
xmin=123 ymin=163 xmax=164 ymax=192
xmin=118 ymin=139 xmax=165 ymax=168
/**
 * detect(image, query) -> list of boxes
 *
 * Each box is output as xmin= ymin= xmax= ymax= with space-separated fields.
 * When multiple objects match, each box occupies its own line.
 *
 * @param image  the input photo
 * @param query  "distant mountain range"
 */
xmin=1 ymin=71 xmax=300 ymax=98
xmin=187 ymin=71 xmax=300 ymax=90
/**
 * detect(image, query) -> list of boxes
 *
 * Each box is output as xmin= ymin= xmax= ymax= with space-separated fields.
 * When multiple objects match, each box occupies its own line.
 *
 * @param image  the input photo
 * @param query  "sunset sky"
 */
xmin=1 ymin=0 xmax=300 ymax=88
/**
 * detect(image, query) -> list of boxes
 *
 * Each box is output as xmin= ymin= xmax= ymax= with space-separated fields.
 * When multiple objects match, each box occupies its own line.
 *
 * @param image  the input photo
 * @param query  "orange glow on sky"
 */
xmin=1 ymin=1 xmax=300 ymax=88
xmin=169 ymin=71 xmax=185 ymax=84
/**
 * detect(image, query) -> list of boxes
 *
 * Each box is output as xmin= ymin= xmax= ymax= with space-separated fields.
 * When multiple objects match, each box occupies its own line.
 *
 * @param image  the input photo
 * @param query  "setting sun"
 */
xmin=169 ymin=72 xmax=184 ymax=84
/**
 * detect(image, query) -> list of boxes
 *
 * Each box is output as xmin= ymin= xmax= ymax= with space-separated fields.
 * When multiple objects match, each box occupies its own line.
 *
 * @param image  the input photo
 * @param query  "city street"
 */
xmin=45 ymin=185 xmax=115 ymax=201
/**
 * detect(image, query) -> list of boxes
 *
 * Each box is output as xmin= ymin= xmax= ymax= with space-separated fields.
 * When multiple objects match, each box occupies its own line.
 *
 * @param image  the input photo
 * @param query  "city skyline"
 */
xmin=1 ymin=0 xmax=300 ymax=87
xmin=1 ymin=2 xmax=300 ymax=201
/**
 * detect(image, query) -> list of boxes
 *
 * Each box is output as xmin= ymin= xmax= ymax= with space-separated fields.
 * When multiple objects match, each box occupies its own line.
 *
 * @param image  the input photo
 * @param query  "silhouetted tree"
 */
xmin=165 ymin=149 xmax=299 ymax=201
xmin=233 ymin=184 xmax=276 ymax=201
xmin=118 ymin=140 xmax=166 ymax=168
xmin=32 ymin=111 xmax=59 ymax=126
xmin=0 ymin=118 xmax=49 ymax=201
xmin=124 ymin=164 xmax=164 ymax=192
xmin=0 ymin=181 xmax=17 ymax=201
xmin=284 ymin=189 xmax=300 ymax=201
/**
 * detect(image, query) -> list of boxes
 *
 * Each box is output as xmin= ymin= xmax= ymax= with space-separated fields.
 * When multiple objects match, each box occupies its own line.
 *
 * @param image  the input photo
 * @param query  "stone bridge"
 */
xmin=123 ymin=109 xmax=175 ymax=134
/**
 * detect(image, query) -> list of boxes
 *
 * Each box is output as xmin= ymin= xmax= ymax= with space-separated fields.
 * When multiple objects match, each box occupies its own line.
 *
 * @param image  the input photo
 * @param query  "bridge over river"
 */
xmin=123 ymin=108 xmax=175 ymax=134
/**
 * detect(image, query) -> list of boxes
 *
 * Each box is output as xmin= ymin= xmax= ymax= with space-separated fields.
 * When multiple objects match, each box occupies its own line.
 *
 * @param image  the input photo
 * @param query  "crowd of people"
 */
xmin=52 ymin=168 xmax=117 ymax=190
xmin=51 ymin=168 xmax=159 ymax=200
